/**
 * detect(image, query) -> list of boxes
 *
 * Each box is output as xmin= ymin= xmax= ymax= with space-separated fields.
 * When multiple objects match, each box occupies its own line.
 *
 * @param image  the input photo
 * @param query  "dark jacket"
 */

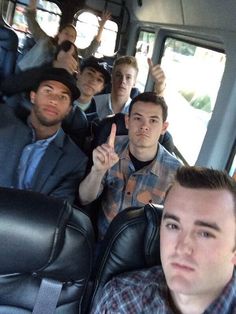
xmin=0 ymin=103 xmax=88 ymax=203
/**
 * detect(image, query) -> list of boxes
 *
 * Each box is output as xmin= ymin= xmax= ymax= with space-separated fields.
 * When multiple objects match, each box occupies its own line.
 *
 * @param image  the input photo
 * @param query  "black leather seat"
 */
xmin=89 ymin=203 xmax=162 ymax=310
xmin=0 ymin=24 xmax=18 ymax=82
xmin=0 ymin=187 xmax=95 ymax=314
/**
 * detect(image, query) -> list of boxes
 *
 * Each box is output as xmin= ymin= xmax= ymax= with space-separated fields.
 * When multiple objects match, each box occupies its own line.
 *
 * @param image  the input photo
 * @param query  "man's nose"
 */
xmin=49 ymin=93 xmax=59 ymax=103
xmin=175 ymin=233 xmax=194 ymax=255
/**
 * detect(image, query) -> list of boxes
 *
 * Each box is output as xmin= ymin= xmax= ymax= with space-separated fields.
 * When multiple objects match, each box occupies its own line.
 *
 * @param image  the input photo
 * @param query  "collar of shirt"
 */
xmin=108 ymin=94 xmax=132 ymax=114
xmin=28 ymin=119 xmax=59 ymax=145
xmin=116 ymin=135 xmax=161 ymax=176
xmin=74 ymin=99 xmax=91 ymax=112
xmin=204 ymin=269 xmax=236 ymax=313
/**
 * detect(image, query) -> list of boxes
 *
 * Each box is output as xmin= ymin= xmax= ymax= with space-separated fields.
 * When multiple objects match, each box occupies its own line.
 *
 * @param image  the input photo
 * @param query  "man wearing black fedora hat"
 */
xmin=0 ymin=67 xmax=88 ymax=203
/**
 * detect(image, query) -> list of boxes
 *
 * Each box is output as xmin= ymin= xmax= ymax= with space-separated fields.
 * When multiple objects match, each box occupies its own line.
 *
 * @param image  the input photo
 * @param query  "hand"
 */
xmin=99 ymin=10 xmax=112 ymax=27
xmin=28 ymin=0 xmax=37 ymax=11
xmin=148 ymin=58 xmax=166 ymax=96
xmin=53 ymin=46 xmax=79 ymax=75
xmin=92 ymin=123 xmax=119 ymax=172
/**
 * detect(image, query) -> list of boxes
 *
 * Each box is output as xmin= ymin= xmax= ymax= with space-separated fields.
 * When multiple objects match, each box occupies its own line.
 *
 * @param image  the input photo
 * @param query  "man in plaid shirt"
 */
xmin=79 ymin=92 xmax=181 ymax=239
xmin=91 ymin=166 xmax=236 ymax=313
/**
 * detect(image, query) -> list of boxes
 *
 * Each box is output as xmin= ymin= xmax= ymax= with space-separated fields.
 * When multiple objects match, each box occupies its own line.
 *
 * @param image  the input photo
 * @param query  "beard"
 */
xmin=32 ymin=104 xmax=69 ymax=127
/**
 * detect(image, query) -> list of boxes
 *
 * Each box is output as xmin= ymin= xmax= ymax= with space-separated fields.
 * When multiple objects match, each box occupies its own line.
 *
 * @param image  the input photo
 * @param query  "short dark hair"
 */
xmin=128 ymin=92 xmax=168 ymax=121
xmin=174 ymin=166 xmax=236 ymax=216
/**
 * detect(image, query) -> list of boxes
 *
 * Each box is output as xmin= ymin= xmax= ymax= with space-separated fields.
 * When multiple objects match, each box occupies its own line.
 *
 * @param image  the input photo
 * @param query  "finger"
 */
xmin=67 ymin=45 xmax=75 ymax=55
xmin=147 ymin=58 xmax=153 ymax=69
xmin=107 ymin=123 xmax=117 ymax=148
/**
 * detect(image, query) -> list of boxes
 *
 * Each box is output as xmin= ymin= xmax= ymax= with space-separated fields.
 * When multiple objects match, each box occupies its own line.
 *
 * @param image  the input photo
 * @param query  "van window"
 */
xmin=161 ymin=37 xmax=226 ymax=165
xmin=75 ymin=11 xmax=118 ymax=57
xmin=135 ymin=30 xmax=155 ymax=92
xmin=3 ymin=0 xmax=61 ymax=48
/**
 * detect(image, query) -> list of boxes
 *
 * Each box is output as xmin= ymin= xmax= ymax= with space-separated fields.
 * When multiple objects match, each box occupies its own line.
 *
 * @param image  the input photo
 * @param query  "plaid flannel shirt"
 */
xmin=97 ymin=135 xmax=181 ymax=239
xmin=91 ymin=266 xmax=236 ymax=314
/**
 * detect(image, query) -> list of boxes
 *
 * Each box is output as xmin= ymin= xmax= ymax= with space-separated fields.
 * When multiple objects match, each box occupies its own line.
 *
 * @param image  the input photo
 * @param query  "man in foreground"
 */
xmin=79 ymin=92 xmax=181 ymax=239
xmin=91 ymin=166 xmax=236 ymax=313
xmin=0 ymin=67 xmax=88 ymax=203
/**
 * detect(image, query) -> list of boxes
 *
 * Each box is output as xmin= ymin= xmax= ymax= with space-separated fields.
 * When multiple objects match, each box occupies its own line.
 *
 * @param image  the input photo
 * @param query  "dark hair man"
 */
xmin=92 ymin=166 xmax=236 ymax=314
xmin=79 ymin=92 xmax=181 ymax=240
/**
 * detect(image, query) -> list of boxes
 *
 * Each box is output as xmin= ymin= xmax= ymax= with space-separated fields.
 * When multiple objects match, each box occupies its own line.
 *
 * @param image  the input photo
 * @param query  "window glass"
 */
xmin=229 ymin=152 xmax=236 ymax=178
xmin=75 ymin=11 xmax=118 ymax=57
xmin=135 ymin=30 xmax=156 ymax=92
xmin=161 ymin=37 xmax=226 ymax=165
xmin=4 ymin=0 xmax=61 ymax=48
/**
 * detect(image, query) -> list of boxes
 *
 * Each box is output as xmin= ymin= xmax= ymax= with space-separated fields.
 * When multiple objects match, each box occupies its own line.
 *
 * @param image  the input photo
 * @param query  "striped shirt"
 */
xmin=97 ymin=135 xmax=181 ymax=239
xmin=91 ymin=266 xmax=236 ymax=314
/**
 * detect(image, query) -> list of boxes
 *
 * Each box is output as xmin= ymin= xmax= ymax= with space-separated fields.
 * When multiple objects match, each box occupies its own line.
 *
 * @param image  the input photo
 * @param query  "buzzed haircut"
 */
xmin=128 ymin=91 xmax=168 ymax=122
xmin=174 ymin=166 xmax=236 ymax=216
xmin=113 ymin=56 xmax=139 ymax=75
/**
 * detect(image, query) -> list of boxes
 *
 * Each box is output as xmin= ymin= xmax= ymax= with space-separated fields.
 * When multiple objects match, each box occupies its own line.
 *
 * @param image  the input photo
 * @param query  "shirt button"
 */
xmin=127 ymin=191 xmax=131 ymax=195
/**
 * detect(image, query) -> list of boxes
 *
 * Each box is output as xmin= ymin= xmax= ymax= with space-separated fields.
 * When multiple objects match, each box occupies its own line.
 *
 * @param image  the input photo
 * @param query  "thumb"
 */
xmin=147 ymin=57 xmax=153 ymax=69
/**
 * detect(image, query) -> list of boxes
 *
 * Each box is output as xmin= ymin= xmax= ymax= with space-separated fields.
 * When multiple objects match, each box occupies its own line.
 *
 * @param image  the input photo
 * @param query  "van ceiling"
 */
xmin=84 ymin=0 xmax=236 ymax=32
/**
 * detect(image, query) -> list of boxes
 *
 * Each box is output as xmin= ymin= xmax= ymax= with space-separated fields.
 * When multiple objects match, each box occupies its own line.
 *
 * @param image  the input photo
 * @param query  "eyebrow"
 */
xmin=41 ymin=83 xmax=71 ymax=96
xmin=87 ymin=68 xmax=105 ymax=79
xmin=194 ymin=220 xmax=221 ymax=232
xmin=162 ymin=212 xmax=221 ymax=232
xmin=132 ymin=112 xmax=160 ymax=119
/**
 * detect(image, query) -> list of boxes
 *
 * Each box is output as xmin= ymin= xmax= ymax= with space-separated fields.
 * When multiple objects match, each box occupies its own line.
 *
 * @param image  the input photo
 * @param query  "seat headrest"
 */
xmin=0 ymin=187 xmax=94 ymax=281
xmin=0 ymin=26 xmax=18 ymax=50
xmin=94 ymin=204 xmax=162 ymax=279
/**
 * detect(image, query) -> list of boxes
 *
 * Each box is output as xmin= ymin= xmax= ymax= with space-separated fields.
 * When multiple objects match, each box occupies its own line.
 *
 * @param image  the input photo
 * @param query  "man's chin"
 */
xmin=167 ymin=275 xmax=196 ymax=295
xmin=38 ymin=117 xmax=61 ymax=127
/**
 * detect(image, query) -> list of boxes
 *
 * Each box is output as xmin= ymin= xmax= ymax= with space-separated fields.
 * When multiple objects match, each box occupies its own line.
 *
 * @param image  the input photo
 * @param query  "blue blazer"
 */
xmin=0 ymin=104 xmax=88 ymax=203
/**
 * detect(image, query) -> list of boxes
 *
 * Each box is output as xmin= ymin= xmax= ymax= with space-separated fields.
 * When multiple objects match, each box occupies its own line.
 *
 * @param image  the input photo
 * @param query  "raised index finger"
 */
xmin=107 ymin=123 xmax=117 ymax=148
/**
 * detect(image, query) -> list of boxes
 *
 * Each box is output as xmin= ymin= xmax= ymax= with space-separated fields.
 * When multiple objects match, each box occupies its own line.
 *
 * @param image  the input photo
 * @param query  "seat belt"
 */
xmin=32 ymin=278 xmax=63 ymax=314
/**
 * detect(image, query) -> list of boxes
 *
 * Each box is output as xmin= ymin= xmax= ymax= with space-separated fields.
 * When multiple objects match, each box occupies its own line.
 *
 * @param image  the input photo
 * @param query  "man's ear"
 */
xmin=231 ymin=249 xmax=236 ymax=265
xmin=124 ymin=114 xmax=129 ymax=129
xmin=161 ymin=121 xmax=169 ymax=135
xmin=30 ymin=91 xmax=36 ymax=104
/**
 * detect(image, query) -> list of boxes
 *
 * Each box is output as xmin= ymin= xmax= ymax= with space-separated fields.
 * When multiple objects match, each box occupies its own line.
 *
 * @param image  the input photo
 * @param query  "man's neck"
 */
xmin=129 ymin=143 xmax=158 ymax=162
xmin=78 ymin=94 xmax=92 ymax=104
xmin=170 ymin=288 xmax=223 ymax=314
xmin=29 ymin=116 xmax=60 ymax=140
xmin=111 ymin=91 xmax=129 ymax=113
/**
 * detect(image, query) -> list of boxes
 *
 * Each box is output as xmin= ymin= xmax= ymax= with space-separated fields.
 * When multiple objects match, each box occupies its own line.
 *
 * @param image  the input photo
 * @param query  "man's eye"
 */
xmin=165 ymin=223 xmax=179 ymax=230
xmin=59 ymin=95 xmax=69 ymax=102
xmin=150 ymin=119 xmax=158 ymax=124
xmin=198 ymin=231 xmax=215 ymax=238
xmin=44 ymin=89 xmax=52 ymax=94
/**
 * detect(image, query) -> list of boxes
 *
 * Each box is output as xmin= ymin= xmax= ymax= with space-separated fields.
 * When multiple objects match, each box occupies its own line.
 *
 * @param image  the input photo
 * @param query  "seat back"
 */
xmin=90 ymin=203 xmax=162 ymax=309
xmin=0 ymin=187 xmax=95 ymax=314
xmin=0 ymin=25 xmax=18 ymax=82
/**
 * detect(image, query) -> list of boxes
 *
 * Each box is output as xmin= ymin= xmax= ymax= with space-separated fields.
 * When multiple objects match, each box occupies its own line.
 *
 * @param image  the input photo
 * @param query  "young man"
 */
xmin=94 ymin=55 xmax=166 ymax=119
xmin=79 ymin=92 xmax=181 ymax=239
xmin=0 ymin=67 xmax=88 ymax=203
xmin=74 ymin=56 xmax=111 ymax=114
xmin=91 ymin=166 xmax=236 ymax=313
xmin=62 ymin=56 xmax=111 ymax=149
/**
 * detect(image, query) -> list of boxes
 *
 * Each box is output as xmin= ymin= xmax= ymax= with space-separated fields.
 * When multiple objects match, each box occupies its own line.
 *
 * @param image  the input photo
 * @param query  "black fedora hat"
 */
xmin=80 ymin=56 xmax=111 ymax=84
xmin=37 ymin=67 xmax=80 ymax=101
